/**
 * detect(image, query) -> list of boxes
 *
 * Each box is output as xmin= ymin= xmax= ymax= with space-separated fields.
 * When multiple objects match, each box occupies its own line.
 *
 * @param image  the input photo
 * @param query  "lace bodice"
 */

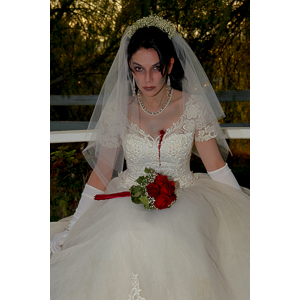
xmin=119 ymin=95 xmax=217 ymax=189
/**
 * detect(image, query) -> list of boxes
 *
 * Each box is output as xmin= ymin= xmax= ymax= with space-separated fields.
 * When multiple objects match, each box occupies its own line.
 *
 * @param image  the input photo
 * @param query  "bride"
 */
xmin=50 ymin=15 xmax=249 ymax=300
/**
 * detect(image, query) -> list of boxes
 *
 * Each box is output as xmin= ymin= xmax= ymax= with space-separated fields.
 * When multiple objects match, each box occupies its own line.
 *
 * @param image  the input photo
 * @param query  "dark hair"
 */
xmin=127 ymin=26 xmax=184 ymax=90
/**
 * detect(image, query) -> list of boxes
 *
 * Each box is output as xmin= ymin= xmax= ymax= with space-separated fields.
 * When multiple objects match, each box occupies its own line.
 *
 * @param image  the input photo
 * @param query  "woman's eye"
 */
xmin=152 ymin=66 xmax=161 ymax=72
xmin=135 ymin=67 xmax=143 ymax=72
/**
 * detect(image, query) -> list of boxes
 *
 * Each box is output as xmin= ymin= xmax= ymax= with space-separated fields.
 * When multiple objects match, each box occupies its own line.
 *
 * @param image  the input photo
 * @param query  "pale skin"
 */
xmin=88 ymin=47 xmax=225 ymax=191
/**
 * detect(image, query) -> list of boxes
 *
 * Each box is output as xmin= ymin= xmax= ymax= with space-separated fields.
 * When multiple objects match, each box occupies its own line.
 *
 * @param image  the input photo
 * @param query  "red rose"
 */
xmin=146 ymin=182 xmax=160 ymax=198
xmin=154 ymin=194 xmax=176 ymax=210
xmin=160 ymin=181 xmax=175 ymax=196
xmin=155 ymin=174 xmax=169 ymax=187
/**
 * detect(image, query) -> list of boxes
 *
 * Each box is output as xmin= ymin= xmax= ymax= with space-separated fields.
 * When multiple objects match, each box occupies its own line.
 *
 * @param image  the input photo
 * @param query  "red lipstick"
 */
xmin=143 ymin=86 xmax=155 ymax=91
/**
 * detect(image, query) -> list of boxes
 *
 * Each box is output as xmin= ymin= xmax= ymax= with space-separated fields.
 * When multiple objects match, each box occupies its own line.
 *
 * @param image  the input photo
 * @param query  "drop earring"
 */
xmin=166 ymin=75 xmax=171 ymax=95
xmin=167 ymin=75 xmax=171 ymax=88
xmin=132 ymin=77 xmax=136 ymax=97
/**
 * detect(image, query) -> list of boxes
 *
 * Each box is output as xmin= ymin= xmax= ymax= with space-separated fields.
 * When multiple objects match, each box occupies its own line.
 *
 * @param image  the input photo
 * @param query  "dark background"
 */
xmin=50 ymin=0 xmax=250 ymax=221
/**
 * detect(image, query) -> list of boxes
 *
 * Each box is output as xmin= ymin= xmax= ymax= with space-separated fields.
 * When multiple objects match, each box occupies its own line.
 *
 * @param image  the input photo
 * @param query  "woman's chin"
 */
xmin=139 ymin=89 xmax=157 ymax=97
xmin=140 ymin=86 xmax=167 ymax=98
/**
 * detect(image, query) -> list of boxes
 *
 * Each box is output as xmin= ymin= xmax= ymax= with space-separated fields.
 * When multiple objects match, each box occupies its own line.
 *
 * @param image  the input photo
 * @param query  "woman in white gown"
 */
xmin=50 ymin=15 xmax=249 ymax=300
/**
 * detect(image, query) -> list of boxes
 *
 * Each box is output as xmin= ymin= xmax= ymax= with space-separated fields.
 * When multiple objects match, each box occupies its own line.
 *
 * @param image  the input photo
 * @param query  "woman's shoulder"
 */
xmin=171 ymin=89 xmax=192 ymax=104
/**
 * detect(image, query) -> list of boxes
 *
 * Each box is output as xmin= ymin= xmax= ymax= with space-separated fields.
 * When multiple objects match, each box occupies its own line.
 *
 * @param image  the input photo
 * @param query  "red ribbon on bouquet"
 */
xmin=94 ymin=191 xmax=131 ymax=200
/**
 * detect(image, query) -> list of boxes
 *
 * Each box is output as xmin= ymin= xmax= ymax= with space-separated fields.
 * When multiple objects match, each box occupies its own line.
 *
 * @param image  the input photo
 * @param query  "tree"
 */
xmin=50 ymin=0 xmax=249 ymax=95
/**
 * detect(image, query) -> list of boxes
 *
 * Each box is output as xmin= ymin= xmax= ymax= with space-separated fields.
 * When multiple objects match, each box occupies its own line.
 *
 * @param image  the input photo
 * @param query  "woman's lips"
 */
xmin=143 ymin=86 xmax=156 ymax=91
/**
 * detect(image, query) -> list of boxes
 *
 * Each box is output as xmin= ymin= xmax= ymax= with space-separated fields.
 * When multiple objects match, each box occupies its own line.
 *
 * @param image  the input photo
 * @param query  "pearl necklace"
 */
xmin=137 ymin=88 xmax=173 ymax=116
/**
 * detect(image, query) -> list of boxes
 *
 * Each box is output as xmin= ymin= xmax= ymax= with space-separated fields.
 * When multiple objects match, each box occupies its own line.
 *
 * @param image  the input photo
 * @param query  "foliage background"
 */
xmin=50 ymin=0 xmax=250 ymax=221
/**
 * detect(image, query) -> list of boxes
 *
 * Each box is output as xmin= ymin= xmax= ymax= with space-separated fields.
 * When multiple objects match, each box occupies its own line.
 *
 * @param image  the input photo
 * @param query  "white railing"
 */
xmin=50 ymin=90 xmax=250 ymax=143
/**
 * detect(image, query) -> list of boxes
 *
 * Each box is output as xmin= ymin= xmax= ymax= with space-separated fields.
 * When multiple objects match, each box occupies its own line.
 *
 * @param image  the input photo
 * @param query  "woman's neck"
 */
xmin=139 ymin=84 xmax=168 ymax=109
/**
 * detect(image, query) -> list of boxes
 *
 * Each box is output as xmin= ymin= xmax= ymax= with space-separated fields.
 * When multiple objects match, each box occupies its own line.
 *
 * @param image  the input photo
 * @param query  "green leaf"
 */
xmin=136 ymin=176 xmax=146 ymax=184
xmin=130 ymin=185 xmax=143 ymax=195
xmin=144 ymin=168 xmax=152 ymax=174
xmin=139 ymin=196 xmax=149 ymax=210
xmin=129 ymin=185 xmax=136 ymax=193
xmin=133 ymin=191 xmax=142 ymax=197
xmin=131 ymin=197 xmax=141 ymax=204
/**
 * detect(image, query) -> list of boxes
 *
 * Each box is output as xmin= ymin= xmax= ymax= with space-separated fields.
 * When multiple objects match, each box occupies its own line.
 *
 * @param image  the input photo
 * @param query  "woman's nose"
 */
xmin=145 ymin=71 xmax=153 ymax=83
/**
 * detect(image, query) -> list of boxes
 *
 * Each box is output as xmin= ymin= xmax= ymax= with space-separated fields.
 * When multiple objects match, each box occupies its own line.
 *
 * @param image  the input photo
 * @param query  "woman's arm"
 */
xmin=195 ymin=138 xmax=226 ymax=172
xmin=50 ymin=182 xmax=104 ymax=253
xmin=87 ymin=144 xmax=121 ymax=191
xmin=87 ymin=170 xmax=107 ymax=191
xmin=195 ymin=138 xmax=241 ymax=190
xmin=50 ymin=159 xmax=109 ymax=253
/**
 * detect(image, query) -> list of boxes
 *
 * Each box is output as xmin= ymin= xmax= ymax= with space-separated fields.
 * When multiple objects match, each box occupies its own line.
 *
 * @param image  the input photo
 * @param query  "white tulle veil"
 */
xmin=83 ymin=15 xmax=230 ymax=188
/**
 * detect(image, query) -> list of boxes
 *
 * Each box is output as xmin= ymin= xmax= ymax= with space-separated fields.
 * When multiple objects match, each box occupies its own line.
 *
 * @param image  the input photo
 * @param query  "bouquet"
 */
xmin=129 ymin=168 xmax=178 ymax=210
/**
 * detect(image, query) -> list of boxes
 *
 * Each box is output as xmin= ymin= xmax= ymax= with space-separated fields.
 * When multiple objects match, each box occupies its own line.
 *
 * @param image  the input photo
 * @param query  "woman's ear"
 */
xmin=167 ymin=57 xmax=175 ymax=74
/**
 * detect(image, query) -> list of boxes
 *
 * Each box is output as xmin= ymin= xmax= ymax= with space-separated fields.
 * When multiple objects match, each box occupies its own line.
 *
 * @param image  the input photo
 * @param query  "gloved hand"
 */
xmin=50 ymin=230 xmax=69 ymax=253
xmin=50 ymin=184 xmax=104 ymax=253
xmin=208 ymin=163 xmax=241 ymax=191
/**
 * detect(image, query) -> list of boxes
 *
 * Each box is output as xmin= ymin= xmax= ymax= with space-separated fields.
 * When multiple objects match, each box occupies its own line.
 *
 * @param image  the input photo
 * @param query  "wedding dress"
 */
xmin=50 ymin=95 xmax=250 ymax=300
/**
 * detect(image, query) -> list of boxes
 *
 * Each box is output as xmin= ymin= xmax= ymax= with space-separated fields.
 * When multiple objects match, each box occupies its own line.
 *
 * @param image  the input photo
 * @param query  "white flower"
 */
xmin=126 ymin=15 xmax=177 ymax=40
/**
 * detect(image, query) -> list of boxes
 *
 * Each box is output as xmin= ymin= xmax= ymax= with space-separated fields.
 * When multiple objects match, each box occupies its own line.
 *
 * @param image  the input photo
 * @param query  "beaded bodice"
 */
xmin=119 ymin=95 xmax=217 ymax=189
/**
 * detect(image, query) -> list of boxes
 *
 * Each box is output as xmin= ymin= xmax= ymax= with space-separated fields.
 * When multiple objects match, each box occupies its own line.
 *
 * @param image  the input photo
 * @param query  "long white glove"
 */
xmin=207 ymin=163 xmax=241 ymax=191
xmin=50 ymin=184 xmax=104 ymax=253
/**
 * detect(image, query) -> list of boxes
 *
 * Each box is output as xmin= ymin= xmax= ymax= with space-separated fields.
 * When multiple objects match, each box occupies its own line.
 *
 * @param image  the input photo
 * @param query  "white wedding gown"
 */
xmin=50 ymin=96 xmax=250 ymax=300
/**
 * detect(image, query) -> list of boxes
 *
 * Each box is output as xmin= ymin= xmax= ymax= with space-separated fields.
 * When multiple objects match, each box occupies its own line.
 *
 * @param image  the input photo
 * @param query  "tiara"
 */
xmin=126 ymin=15 xmax=177 ymax=40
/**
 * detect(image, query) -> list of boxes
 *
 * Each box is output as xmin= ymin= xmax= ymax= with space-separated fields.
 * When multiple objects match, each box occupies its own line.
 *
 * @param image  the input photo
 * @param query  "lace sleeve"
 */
xmin=186 ymin=95 xmax=217 ymax=142
xmin=96 ymin=100 xmax=122 ymax=148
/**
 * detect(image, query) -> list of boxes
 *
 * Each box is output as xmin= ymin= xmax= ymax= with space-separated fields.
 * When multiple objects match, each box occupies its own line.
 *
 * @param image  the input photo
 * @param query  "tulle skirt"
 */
xmin=50 ymin=173 xmax=250 ymax=300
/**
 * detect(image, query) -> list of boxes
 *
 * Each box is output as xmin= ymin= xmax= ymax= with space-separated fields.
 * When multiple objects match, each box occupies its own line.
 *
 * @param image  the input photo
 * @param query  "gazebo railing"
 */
xmin=50 ymin=90 xmax=250 ymax=143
